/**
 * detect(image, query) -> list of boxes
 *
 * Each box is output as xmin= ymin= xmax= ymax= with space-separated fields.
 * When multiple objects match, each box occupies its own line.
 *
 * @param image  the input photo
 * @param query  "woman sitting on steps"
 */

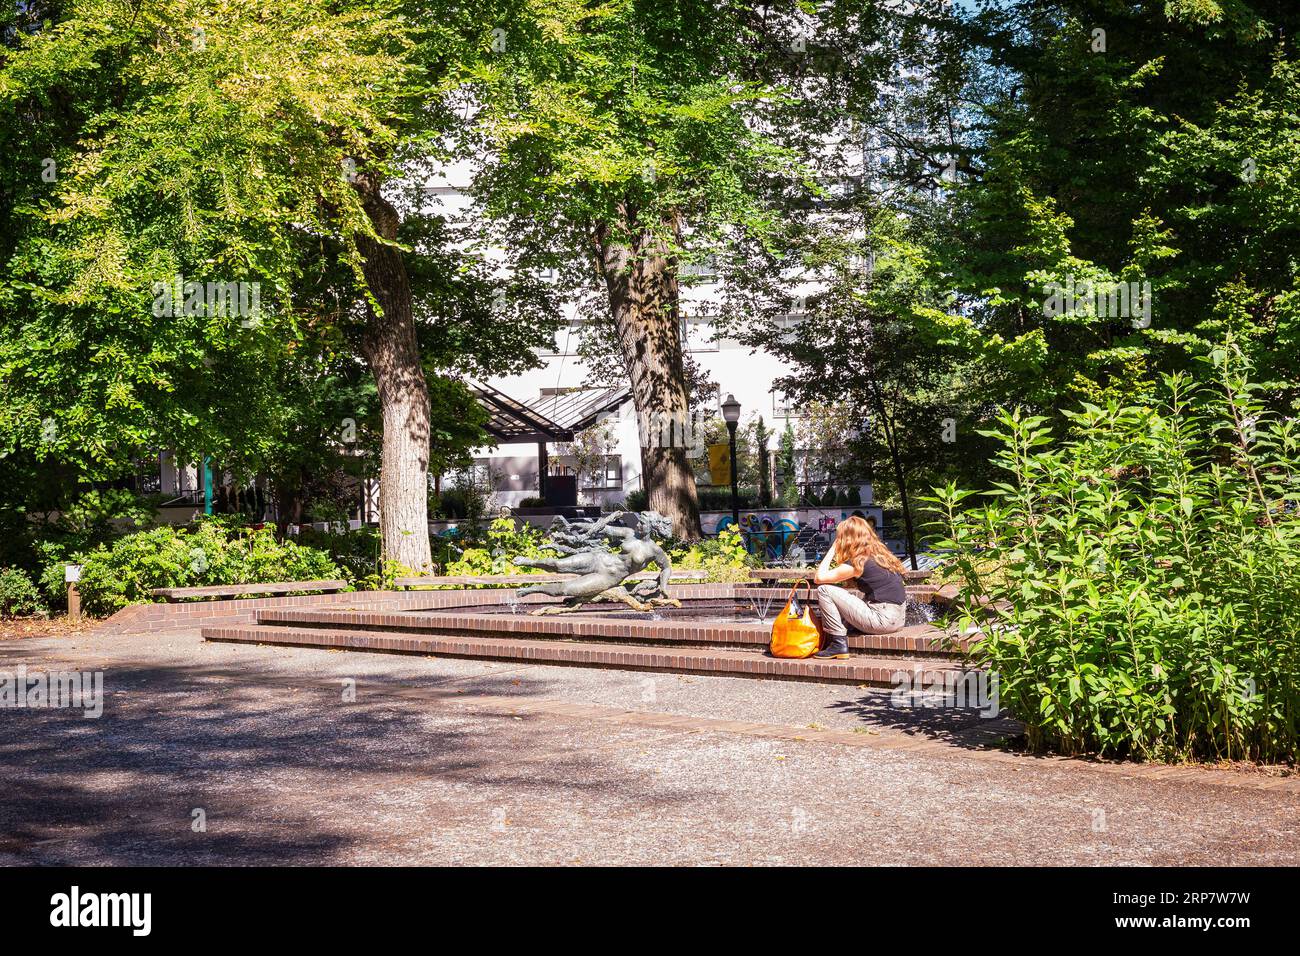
xmin=812 ymin=515 xmax=907 ymax=659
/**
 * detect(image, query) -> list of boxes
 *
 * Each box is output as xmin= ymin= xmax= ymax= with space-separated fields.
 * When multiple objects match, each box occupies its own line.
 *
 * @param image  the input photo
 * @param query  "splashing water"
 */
xmin=904 ymin=599 xmax=937 ymax=628
xmin=744 ymin=589 xmax=780 ymax=623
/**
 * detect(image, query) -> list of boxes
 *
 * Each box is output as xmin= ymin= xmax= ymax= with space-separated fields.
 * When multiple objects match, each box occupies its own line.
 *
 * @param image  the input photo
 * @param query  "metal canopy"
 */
xmin=468 ymin=380 xmax=629 ymax=446
xmin=529 ymin=385 xmax=628 ymax=433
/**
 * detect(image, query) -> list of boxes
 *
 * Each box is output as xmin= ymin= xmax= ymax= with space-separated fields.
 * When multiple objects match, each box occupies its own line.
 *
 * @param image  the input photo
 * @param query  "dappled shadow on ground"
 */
xmin=0 ymin=654 xmax=709 ymax=865
xmin=825 ymin=688 xmax=1023 ymax=750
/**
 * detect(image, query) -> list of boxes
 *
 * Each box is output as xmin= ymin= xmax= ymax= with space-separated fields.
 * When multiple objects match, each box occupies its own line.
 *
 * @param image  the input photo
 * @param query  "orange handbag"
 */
xmin=769 ymin=580 xmax=822 ymax=658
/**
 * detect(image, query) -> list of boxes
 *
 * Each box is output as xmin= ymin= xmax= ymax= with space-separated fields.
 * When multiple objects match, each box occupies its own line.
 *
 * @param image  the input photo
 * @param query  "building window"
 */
xmin=773 ymin=391 xmax=804 ymax=419
xmin=681 ymin=314 xmax=718 ymax=353
xmin=538 ymin=319 xmax=582 ymax=357
xmin=574 ymin=456 xmax=622 ymax=490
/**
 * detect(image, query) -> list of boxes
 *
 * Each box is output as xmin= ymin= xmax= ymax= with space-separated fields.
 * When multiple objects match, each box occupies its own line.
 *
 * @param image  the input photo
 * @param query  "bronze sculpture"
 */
xmin=514 ymin=511 xmax=682 ymax=614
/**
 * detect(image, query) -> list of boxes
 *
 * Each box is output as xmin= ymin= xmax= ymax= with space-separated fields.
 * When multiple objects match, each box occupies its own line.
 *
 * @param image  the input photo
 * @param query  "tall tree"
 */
xmin=462 ymin=0 xmax=898 ymax=538
xmin=0 ymin=0 xmax=554 ymax=569
xmin=937 ymin=0 xmax=1300 ymax=413
xmin=744 ymin=207 xmax=996 ymax=565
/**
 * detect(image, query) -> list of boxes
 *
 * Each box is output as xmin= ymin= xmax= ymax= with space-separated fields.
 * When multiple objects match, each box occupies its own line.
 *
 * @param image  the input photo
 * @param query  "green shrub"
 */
xmin=695 ymin=486 xmax=760 ymax=511
xmin=0 ymin=567 xmax=45 ymax=618
xmin=667 ymin=528 xmax=758 ymax=582
xmin=296 ymin=525 xmax=385 ymax=584
xmin=30 ymin=489 xmax=158 ymax=609
xmin=445 ymin=517 xmax=549 ymax=578
xmin=929 ymin=350 xmax=1300 ymax=763
xmin=39 ymin=543 xmax=76 ymax=608
xmin=77 ymin=521 xmax=342 ymax=616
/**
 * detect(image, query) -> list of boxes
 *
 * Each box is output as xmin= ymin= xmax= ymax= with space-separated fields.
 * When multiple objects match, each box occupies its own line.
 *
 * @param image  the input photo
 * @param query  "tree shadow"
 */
xmin=825 ymin=687 xmax=1023 ymax=751
xmin=0 ymin=655 xmax=710 ymax=865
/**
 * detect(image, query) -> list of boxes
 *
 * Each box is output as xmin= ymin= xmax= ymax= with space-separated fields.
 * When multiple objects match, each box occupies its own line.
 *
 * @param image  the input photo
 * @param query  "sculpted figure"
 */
xmin=513 ymin=511 xmax=681 ymax=614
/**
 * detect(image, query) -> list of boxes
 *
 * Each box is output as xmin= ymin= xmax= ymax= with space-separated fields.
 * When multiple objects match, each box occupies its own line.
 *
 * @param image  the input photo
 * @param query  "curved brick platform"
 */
xmin=202 ymin=624 xmax=964 ymax=685
xmin=200 ymin=584 xmax=974 ymax=686
xmin=251 ymin=605 xmax=969 ymax=655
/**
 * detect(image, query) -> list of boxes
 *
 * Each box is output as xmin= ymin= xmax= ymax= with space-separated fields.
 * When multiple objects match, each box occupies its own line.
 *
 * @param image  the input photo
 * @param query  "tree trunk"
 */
xmin=355 ymin=174 xmax=433 ymax=570
xmin=875 ymin=393 xmax=918 ymax=570
xmin=594 ymin=209 xmax=702 ymax=540
xmin=273 ymin=473 xmax=304 ymax=532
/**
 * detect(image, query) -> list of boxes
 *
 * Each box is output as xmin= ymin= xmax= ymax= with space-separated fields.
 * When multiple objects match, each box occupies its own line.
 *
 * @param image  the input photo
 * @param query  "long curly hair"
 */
xmin=833 ymin=515 xmax=904 ymax=575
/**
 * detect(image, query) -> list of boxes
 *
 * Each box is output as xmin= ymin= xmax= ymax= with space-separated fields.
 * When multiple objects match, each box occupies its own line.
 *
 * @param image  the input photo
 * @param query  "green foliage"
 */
xmin=76 ymin=521 xmax=341 ymax=616
xmin=465 ymin=0 xmax=824 ymax=272
xmin=777 ymin=423 xmax=799 ymax=507
xmin=0 ymin=0 xmax=542 ymax=550
xmin=30 ymin=488 xmax=158 ymax=608
xmin=929 ymin=346 xmax=1300 ymax=763
xmin=695 ymin=486 xmax=760 ymax=512
xmin=666 ymin=528 xmax=758 ymax=583
xmin=355 ymin=558 xmax=419 ymax=592
xmin=753 ymin=416 xmax=772 ymax=506
xmin=295 ymin=525 xmax=388 ymax=587
xmin=426 ymin=377 xmax=494 ymax=484
xmin=942 ymin=1 xmax=1300 ymax=413
xmin=0 ymin=567 xmax=45 ymax=618
xmin=463 ymin=2 xmax=896 ymax=537
xmin=444 ymin=517 xmax=548 ymax=577
xmin=433 ymin=464 xmax=499 ymax=522
xmin=0 ymin=0 xmax=425 ymax=479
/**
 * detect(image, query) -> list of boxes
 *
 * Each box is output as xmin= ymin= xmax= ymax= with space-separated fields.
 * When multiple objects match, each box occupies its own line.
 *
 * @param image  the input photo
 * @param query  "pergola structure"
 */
xmin=467 ymin=380 xmax=629 ymax=500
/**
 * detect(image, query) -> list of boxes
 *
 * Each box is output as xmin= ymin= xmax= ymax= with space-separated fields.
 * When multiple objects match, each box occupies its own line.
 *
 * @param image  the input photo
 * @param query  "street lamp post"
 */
xmin=721 ymin=393 xmax=742 ymax=534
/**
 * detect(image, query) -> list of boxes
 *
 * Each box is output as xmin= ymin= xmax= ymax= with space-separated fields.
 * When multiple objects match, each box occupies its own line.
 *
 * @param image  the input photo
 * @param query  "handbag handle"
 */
xmin=787 ymin=578 xmax=813 ymax=603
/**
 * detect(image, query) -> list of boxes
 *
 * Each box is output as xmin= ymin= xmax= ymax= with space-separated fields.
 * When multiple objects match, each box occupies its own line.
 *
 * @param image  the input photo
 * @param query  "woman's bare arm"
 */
xmin=813 ymin=544 xmax=856 ymax=584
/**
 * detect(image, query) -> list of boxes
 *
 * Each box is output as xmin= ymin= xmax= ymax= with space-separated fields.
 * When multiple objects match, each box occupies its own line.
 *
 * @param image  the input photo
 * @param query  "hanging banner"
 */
xmin=708 ymin=443 xmax=731 ymax=486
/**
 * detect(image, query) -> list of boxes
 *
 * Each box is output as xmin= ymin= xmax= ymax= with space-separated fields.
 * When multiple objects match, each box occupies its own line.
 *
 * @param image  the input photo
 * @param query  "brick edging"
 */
xmin=203 ymin=623 xmax=963 ymax=686
xmin=89 ymin=583 xmax=754 ymax=636
xmin=90 ymin=589 xmax=433 ymax=636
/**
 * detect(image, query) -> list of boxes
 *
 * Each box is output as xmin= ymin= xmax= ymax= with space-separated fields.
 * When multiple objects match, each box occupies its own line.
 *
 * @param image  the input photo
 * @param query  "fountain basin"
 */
xmin=200 ymin=582 xmax=972 ymax=686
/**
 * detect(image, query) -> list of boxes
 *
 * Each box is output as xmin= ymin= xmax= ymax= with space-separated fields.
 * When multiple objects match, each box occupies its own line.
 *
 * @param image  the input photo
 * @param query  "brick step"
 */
xmin=253 ymin=607 xmax=968 ymax=658
xmin=202 ymin=624 xmax=971 ymax=686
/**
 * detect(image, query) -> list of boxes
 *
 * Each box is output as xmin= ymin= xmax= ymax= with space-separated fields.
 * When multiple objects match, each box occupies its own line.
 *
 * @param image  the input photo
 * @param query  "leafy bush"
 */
xmin=34 ymin=489 xmax=158 ymax=608
xmin=296 ymin=525 xmax=383 ymax=582
xmin=433 ymin=466 xmax=497 ymax=521
xmin=929 ymin=351 xmax=1300 ymax=763
xmin=290 ymin=525 xmax=424 ymax=591
xmin=696 ymin=486 xmax=760 ymax=511
xmin=0 ymin=567 xmax=45 ymax=617
xmin=667 ymin=528 xmax=758 ymax=582
xmin=77 ymin=521 xmax=342 ymax=616
xmin=445 ymin=517 xmax=550 ymax=577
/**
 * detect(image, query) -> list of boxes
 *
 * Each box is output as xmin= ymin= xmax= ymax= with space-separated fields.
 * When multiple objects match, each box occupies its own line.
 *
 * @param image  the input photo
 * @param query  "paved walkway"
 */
xmin=1 ymin=627 xmax=1297 ymax=865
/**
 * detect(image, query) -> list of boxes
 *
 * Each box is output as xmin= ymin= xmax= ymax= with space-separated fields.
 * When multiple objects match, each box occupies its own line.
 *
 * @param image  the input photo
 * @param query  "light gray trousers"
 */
xmin=816 ymin=584 xmax=906 ymax=637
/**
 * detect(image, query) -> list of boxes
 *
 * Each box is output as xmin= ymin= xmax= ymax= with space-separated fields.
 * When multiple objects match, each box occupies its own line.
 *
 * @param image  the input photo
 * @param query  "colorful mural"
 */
xmin=712 ymin=513 xmax=800 ymax=559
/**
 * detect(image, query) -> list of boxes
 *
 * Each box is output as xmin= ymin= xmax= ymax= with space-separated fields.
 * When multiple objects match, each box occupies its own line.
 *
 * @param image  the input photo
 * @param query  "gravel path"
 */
xmin=1 ymin=628 xmax=1297 ymax=865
